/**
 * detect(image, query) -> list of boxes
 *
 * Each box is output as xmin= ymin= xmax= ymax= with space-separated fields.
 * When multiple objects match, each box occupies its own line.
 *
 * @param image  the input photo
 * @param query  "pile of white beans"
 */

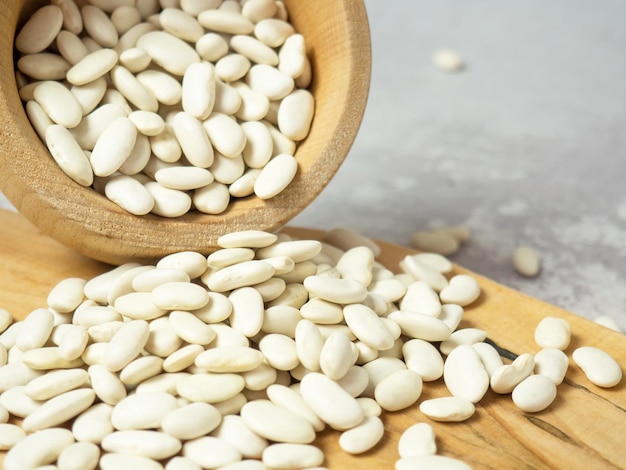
xmin=0 ymin=226 xmax=621 ymax=469
xmin=15 ymin=0 xmax=314 ymax=217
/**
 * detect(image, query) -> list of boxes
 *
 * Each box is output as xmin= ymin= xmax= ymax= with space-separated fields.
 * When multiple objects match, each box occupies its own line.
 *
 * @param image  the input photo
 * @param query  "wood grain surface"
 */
xmin=0 ymin=210 xmax=625 ymax=469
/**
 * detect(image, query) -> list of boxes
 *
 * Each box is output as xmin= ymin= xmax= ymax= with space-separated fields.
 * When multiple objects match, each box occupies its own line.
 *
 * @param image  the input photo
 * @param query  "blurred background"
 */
xmin=2 ymin=0 xmax=625 ymax=329
xmin=292 ymin=0 xmax=626 ymax=330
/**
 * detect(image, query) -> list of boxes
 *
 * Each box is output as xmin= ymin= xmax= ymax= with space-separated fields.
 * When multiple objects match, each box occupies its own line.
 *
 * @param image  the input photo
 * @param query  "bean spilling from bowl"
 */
xmin=0 ymin=227 xmax=621 ymax=469
xmin=14 ymin=0 xmax=314 ymax=217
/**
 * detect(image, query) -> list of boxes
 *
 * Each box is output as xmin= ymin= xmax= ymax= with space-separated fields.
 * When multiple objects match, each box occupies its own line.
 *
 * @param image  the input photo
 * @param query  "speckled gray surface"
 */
xmin=291 ymin=0 xmax=626 ymax=330
xmin=2 ymin=0 xmax=626 ymax=330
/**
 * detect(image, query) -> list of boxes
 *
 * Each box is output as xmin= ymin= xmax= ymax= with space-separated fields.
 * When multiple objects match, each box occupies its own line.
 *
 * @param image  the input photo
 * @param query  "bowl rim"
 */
xmin=0 ymin=0 xmax=372 ymax=265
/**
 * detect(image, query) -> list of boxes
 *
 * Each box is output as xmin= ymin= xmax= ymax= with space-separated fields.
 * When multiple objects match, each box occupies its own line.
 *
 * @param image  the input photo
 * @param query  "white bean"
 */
xmin=399 ymin=281 xmax=442 ymax=317
xmin=3 ymin=427 xmax=75 ymax=470
xmin=472 ymin=341 xmax=504 ymax=378
xmin=261 ymin=305 xmax=301 ymax=337
xmin=572 ymin=346 xmax=622 ymax=388
xmin=182 ymin=62 xmax=216 ymax=120
xmin=193 ymin=181 xmax=231 ymax=214
xmin=182 ymin=436 xmax=242 ymax=469
xmin=534 ymin=348 xmax=569 ymax=385
xmin=35 ymin=80 xmax=83 ymax=128
xmin=0 ymin=423 xmax=27 ymax=451
xmin=157 ymin=251 xmax=208 ymax=279
xmin=70 ymin=103 xmax=128 ymax=150
xmin=119 ymin=355 xmax=163 ymax=385
xmin=418 ymin=396 xmax=475 ymax=422
xmin=231 ymin=34 xmax=278 ymax=66
xmin=161 ymin=402 xmax=222 ymax=440
xmin=71 ymin=403 xmax=113 ymax=444
xmin=90 ymin=116 xmax=138 ymax=177
xmin=137 ymin=30 xmax=200 ymax=75
xmin=203 ymin=112 xmax=246 ymax=158
xmin=104 ymin=320 xmax=150 ymax=372
xmin=160 ymin=7 xmax=204 ymax=42
xmin=56 ymin=441 xmax=100 ymax=470
xmin=258 ymin=333 xmax=299 ymax=371
xmin=398 ymin=422 xmax=436 ymax=458
xmin=240 ymin=399 xmax=316 ymax=444
xmin=0 ymin=385 xmax=41 ymax=418
xmin=319 ymin=331 xmax=355 ymax=380
xmin=45 ymin=124 xmax=94 ymax=186
xmin=388 ymin=311 xmax=451 ymax=342
xmin=197 ymin=9 xmax=254 ymax=34
xmin=254 ymin=19 xmax=295 ymax=48
xmin=82 ymin=4 xmax=119 ymax=47
xmin=262 ymin=443 xmax=324 ymax=469
xmin=88 ymin=364 xmax=127 ymax=406
xmin=232 ymin=82 xmax=269 ymax=122
xmin=137 ymin=69 xmax=182 ymax=105
xmin=22 ymin=388 xmax=96 ymax=432
xmin=66 ymin=48 xmax=118 ymax=86
xmin=402 ymin=339 xmax=444 ymax=382
xmin=112 ymin=392 xmax=177 ymax=430
xmin=278 ymin=34 xmax=306 ymax=78
xmin=443 ymin=344 xmax=489 ymax=403
xmin=196 ymin=32 xmax=229 ymax=62
xmin=513 ymin=245 xmax=542 ymax=277
xmin=16 ymin=308 xmax=54 ymax=351
xmin=534 ymin=316 xmax=571 ymax=350
xmin=375 ymin=368 xmax=423 ymax=411
xmin=207 ymin=261 xmax=275 ymax=292
xmin=411 ymin=230 xmax=460 ymax=255
xmin=439 ymin=328 xmax=487 ymax=355
xmin=105 ymin=174 xmax=155 ymax=215
xmin=17 ymin=52 xmax=71 ymax=81
xmin=246 ymin=64 xmax=294 ymax=100
xmin=119 ymin=47 xmax=151 ymax=72
xmin=24 ymin=368 xmax=88 ymax=401
xmin=490 ymin=353 xmax=535 ymax=394
xmin=401 ymin=255 xmax=448 ymax=292
xmin=432 ymin=48 xmax=465 ymax=73
xmin=156 ymin=166 xmax=214 ymax=190
xmin=177 ymin=372 xmax=245 ymax=403
xmin=512 ymin=374 xmax=557 ymax=412
xmin=145 ymin=181 xmax=192 ymax=218
xmin=212 ymin=414 xmax=268 ymax=459
xmin=194 ymin=345 xmax=264 ymax=373
xmin=112 ymin=65 xmax=160 ymax=110
xmin=277 ymin=89 xmax=314 ymax=141
xmin=439 ymin=274 xmax=481 ymax=306
xmin=15 ymin=5 xmax=63 ymax=54
xmin=299 ymin=372 xmax=364 ymax=431
xmin=102 ymin=430 xmax=181 ymax=460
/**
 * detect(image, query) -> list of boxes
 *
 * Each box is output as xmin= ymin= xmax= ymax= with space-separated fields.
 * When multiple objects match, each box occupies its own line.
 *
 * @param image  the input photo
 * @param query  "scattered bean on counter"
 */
xmin=15 ymin=0 xmax=314 ymax=217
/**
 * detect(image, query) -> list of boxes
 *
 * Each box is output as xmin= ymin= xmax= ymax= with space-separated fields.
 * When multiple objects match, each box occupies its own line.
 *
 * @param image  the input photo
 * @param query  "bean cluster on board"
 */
xmin=15 ymin=0 xmax=314 ymax=217
xmin=0 ymin=226 xmax=621 ymax=469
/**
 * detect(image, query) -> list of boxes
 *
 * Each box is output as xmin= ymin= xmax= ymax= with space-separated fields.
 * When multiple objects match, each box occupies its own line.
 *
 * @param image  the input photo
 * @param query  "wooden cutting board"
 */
xmin=0 ymin=209 xmax=624 ymax=469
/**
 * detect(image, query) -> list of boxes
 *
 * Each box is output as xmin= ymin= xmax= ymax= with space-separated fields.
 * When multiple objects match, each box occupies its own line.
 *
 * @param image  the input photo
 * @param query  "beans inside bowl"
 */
xmin=0 ymin=0 xmax=371 ymax=265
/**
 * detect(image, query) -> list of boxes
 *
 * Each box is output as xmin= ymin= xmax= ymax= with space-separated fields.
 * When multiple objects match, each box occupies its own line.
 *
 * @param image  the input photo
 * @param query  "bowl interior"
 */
xmin=0 ymin=0 xmax=371 ymax=265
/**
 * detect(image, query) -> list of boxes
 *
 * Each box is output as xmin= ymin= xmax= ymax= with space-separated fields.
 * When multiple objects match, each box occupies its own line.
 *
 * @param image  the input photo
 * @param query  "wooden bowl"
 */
xmin=0 ymin=0 xmax=371 ymax=265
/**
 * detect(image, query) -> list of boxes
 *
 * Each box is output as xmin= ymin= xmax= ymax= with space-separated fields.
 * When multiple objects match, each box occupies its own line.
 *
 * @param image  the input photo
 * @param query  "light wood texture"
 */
xmin=0 ymin=0 xmax=371 ymax=265
xmin=0 ymin=210 xmax=624 ymax=469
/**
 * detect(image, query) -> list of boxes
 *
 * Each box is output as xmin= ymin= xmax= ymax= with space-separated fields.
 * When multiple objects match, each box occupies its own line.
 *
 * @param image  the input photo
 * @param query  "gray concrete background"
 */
xmin=292 ymin=0 xmax=626 ymax=330
xmin=2 ymin=1 xmax=626 ymax=329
